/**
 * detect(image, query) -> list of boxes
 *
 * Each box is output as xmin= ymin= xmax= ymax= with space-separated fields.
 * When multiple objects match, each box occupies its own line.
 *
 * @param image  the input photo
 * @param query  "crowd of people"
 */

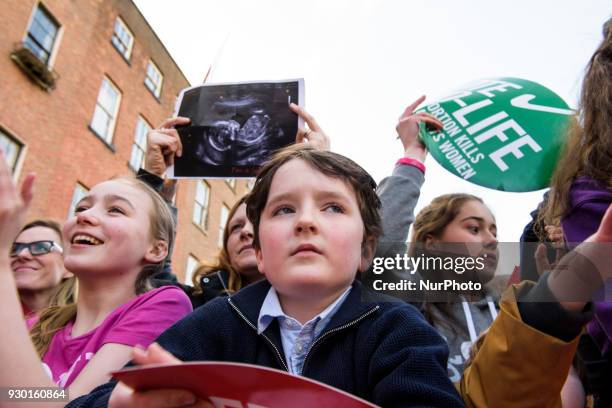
xmin=0 ymin=17 xmax=610 ymax=408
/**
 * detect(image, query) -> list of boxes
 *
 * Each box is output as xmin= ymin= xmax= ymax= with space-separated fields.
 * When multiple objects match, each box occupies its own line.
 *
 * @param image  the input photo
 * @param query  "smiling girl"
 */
xmin=0 ymin=155 xmax=192 ymax=403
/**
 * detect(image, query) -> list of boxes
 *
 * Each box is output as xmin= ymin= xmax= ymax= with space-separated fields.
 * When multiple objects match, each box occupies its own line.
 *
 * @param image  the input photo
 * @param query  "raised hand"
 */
xmin=0 ymin=150 xmax=35 ymax=256
xmin=548 ymin=204 xmax=612 ymax=311
xmin=145 ymin=117 xmax=190 ymax=178
xmin=396 ymin=95 xmax=443 ymax=162
xmin=589 ymin=204 xmax=612 ymax=244
xmin=290 ymin=103 xmax=330 ymax=151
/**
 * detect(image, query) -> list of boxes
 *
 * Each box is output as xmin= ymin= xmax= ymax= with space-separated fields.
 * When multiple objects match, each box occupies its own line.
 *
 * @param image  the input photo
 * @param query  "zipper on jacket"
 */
xmin=227 ymin=298 xmax=289 ymax=372
xmin=300 ymin=305 xmax=380 ymax=375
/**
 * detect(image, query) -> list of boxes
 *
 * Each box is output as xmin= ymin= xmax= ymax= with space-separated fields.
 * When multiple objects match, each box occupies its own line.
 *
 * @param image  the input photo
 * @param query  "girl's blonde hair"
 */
xmin=29 ymin=177 xmax=175 ymax=357
xmin=191 ymin=195 xmax=248 ymax=295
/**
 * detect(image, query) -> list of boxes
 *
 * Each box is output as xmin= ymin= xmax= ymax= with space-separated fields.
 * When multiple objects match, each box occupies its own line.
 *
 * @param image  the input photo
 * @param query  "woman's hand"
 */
xmin=396 ymin=95 xmax=443 ymax=162
xmin=290 ymin=103 xmax=330 ymax=151
xmin=0 ymin=150 xmax=35 ymax=257
xmin=144 ymin=117 xmax=190 ymax=178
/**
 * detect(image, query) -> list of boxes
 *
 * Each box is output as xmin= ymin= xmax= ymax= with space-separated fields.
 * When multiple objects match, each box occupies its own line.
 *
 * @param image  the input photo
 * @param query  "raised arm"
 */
xmin=375 ymin=95 xmax=442 ymax=258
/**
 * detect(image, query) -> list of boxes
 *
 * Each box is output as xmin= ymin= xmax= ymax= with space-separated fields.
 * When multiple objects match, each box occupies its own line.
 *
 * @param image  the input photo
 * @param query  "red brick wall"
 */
xmin=0 ymin=0 xmax=247 ymax=283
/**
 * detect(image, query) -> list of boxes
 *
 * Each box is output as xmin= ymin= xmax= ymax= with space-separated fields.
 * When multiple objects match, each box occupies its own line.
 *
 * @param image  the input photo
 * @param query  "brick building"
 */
xmin=0 ymin=0 xmax=250 ymax=284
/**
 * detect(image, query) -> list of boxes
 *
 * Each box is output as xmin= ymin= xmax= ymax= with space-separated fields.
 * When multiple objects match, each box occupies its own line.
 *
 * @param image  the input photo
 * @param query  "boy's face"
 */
xmin=256 ymin=159 xmax=365 ymax=301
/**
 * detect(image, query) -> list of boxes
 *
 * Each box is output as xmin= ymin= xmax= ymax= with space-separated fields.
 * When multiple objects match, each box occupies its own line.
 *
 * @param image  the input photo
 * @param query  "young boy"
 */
xmin=69 ymin=145 xmax=464 ymax=407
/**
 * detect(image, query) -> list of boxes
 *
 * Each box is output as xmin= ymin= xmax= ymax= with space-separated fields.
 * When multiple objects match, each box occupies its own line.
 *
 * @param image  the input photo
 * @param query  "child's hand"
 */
xmin=145 ymin=117 xmax=190 ymax=177
xmin=132 ymin=342 xmax=181 ymax=365
xmin=0 ymin=150 xmax=35 ymax=258
xmin=109 ymin=343 xmax=214 ymax=407
xmin=290 ymin=103 xmax=330 ymax=151
xmin=396 ymin=95 xmax=442 ymax=162
xmin=109 ymin=382 xmax=212 ymax=408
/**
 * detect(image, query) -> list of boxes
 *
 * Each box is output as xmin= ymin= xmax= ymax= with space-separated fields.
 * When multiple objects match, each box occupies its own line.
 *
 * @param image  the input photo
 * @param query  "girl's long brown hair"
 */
xmin=410 ymin=193 xmax=486 ymax=336
xmin=191 ymin=195 xmax=249 ymax=295
xmin=542 ymin=18 xmax=612 ymax=229
xmin=29 ymin=178 xmax=175 ymax=357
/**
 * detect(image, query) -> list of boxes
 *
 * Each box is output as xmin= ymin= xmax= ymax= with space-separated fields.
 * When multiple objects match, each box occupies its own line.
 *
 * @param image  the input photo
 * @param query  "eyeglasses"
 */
xmin=10 ymin=241 xmax=63 ymax=257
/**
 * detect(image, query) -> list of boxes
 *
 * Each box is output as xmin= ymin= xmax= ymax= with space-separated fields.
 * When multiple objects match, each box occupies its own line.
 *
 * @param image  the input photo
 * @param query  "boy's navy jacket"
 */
xmin=68 ymin=280 xmax=464 ymax=408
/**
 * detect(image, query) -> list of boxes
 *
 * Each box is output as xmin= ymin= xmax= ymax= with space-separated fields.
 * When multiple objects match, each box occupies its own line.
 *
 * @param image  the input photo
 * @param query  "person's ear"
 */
xmin=144 ymin=240 xmax=169 ymax=264
xmin=61 ymin=269 xmax=74 ymax=280
xmin=255 ymin=247 xmax=266 ymax=276
xmin=359 ymin=237 xmax=376 ymax=272
xmin=424 ymin=234 xmax=437 ymax=250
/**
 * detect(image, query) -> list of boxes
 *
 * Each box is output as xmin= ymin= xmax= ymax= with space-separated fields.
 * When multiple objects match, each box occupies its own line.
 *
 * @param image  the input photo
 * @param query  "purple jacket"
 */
xmin=561 ymin=176 xmax=612 ymax=245
xmin=562 ymin=176 xmax=612 ymax=355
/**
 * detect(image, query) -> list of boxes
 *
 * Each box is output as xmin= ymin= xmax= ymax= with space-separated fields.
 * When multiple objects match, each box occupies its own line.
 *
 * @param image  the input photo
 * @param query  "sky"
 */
xmin=133 ymin=0 xmax=610 ymax=248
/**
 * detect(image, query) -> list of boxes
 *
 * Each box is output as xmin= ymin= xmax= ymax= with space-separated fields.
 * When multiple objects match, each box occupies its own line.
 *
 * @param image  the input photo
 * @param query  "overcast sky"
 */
xmin=134 ymin=0 xmax=610 ymax=248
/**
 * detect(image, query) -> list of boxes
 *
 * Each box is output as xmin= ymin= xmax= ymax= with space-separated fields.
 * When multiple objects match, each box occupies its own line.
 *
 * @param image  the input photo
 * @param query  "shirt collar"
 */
xmin=257 ymin=286 xmax=352 ymax=334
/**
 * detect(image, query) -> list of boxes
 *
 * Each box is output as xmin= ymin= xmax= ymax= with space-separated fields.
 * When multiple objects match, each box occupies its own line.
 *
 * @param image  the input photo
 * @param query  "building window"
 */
xmin=144 ymin=60 xmax=163 ymax=98
xmin=68 ymin=183 xmax=88 ymax=218
xmin=24 ymin=4 xmax=59 ymax=65
xmin=225 ymin=178 xmax=236 ymax=190
xmin=193 ymin=181 xmax=210 ymax=230
xmin=111 ymin=17 xmax=134 ymax=61
xmin=128 ymin=117 xmax=151 ymax=172
xmin=185 ymin=255 xmax=199 ymax=286
xmin=218 ymin=204 xmax=230 ymax=248
xmin=0 ymin=129 xmax=24 ymax=174
xmin=90 ymin=77 xmax=121 ymax=143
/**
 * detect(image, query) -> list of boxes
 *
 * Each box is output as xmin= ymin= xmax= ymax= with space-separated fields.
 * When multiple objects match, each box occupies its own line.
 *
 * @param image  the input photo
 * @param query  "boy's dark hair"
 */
xmin=246 ymin=145 xmax=382 ymax=252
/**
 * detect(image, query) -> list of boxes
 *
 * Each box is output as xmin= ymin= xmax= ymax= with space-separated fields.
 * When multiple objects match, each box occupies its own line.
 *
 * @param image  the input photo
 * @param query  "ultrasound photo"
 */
xmin=169 ymin=79 xmax=304 ymax=178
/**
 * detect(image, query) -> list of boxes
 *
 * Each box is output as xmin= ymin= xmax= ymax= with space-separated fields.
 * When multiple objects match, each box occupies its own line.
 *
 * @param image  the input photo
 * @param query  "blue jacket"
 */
xmin=68 ymin=280 xmax=464 ymax=407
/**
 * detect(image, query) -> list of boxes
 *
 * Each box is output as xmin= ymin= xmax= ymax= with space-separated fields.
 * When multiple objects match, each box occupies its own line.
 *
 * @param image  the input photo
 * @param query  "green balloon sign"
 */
xmin=417 ymin=78 xmax=573 ymax=192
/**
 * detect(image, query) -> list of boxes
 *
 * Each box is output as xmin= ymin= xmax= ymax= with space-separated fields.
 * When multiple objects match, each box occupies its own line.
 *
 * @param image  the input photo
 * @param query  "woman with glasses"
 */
xmin=10 ymin=219 xmax=73 ymax=318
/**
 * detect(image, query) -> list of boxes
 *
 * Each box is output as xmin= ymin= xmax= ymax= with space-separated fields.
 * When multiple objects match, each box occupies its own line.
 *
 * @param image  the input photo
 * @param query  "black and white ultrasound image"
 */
xmin=174 ymin=80 xmax=300 ymax=178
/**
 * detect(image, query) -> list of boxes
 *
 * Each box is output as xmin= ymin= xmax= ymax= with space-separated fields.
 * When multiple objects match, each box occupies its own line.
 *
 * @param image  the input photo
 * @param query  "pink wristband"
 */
xmin=395 ymin=157 xmax=425 ymax=174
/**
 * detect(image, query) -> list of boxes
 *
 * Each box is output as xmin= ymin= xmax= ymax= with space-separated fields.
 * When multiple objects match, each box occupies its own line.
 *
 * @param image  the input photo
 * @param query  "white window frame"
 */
xmin=68 ymin=183 xmax=89 ymax=218
xmin=111 ymin=16 xmax=134 ymax=61
xmin=218 ymin=204 xmax=230 ymax=248
xmin=144 ymin=60 xmax=163 ymax=98
xmin=192 ymin=181 xmax=210 ymax=230
xmin=128 ymin=116 xmax=151 ymax=172
xmin=185 ymin=255 xmax=199 ymax=286
xmin=90 ymin=76 xmax=122 ymax=144
xmin=24 ymin=3 xmax=60 ymax=66
xmin=0 ymin=128 xmax=24 ymax=175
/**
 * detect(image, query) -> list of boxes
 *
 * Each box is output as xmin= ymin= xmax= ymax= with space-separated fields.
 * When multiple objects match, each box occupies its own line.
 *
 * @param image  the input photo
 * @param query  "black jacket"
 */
xmin=67 ymin=280 xmax=464 ymax=407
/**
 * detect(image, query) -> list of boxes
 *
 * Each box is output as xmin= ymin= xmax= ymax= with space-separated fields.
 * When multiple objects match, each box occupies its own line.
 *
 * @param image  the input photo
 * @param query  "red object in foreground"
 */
xmin=113 ymin=361 xmax=378 ymax=408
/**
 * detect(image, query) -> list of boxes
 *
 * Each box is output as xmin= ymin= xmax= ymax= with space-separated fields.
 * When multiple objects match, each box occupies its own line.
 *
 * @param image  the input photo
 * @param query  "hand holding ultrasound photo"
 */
xmin=168 ymin=79 xmax=304 ymax=178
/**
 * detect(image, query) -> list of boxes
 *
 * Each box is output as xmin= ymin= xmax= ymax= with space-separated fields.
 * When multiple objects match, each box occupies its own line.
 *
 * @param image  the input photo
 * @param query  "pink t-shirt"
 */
xmin=40 ymin=286 xmax=192 ymax=388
